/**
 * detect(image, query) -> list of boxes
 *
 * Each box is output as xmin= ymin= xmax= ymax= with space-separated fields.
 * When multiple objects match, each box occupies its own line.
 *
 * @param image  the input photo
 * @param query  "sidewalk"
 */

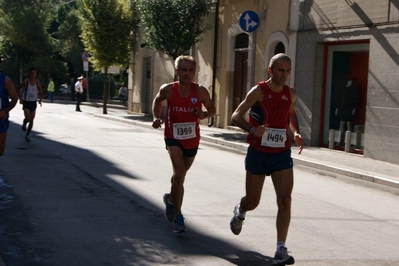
xmin=94 ymin=111 xmax=399 ymax=190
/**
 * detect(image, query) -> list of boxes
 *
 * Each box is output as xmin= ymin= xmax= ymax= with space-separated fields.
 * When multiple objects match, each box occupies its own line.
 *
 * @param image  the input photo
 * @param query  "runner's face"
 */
xmin=29 ymin=70 xmax=37 ymax=79
xmin=268 ymin=60 xmax=291 ymax=86
xmin=176 ymin=61 xmax=195 ymax=84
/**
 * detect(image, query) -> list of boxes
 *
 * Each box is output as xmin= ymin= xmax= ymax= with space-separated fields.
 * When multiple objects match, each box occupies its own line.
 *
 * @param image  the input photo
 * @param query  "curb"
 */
xmin=200 ymin=134 xmax=399 ymax=189
xmin=94 ymin=114 xmax=399 ymax=190
xmin=291 ymin=156 xmax=399 ymax=189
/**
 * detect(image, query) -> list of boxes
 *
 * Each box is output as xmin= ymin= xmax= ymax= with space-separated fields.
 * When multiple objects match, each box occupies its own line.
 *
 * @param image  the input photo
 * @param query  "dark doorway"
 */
xmin=322 ymin=43 xmax=369 ymax=152
xmin=141 ymin=57 xmax=152 ymax=114
xmin=232 ymin=51 xmax=248 ymax=113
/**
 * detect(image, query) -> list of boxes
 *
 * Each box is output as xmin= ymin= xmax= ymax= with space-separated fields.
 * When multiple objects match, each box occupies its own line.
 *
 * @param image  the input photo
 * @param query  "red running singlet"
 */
xmin=247 ymin=81 xmax=292 ymax=153
xmin=164 ymin=82 xmax=202 ymax=149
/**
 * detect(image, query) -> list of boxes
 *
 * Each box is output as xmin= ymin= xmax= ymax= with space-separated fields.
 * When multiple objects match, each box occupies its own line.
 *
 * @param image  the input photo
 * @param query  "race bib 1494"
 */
xmin=261 ymin=128 xmax=286 ymax=148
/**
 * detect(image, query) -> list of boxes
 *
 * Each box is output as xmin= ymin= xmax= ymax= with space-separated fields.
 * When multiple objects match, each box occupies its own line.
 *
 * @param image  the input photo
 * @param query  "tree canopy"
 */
xmin=78 ymin=0 xmax=136 ymax=113
xmin=78 ymin=0 xmax=135 ymax=70
xmin=0 ymin=0 xmax=60 ymax=81
xmin=137 ymin=0 xmax=213 ymax=60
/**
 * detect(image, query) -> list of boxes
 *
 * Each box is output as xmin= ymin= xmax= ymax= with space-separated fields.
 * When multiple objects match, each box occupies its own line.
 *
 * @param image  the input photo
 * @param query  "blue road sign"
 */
xmin=239 ymin=10 xmax=260 ymax=33
xmin=82 ymin=52 xmax=89 ymax=62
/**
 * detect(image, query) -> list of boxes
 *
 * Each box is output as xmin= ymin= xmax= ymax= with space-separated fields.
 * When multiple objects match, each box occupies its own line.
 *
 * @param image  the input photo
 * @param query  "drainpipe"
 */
xmin=208 ymin=0 xmax=219 ymax=127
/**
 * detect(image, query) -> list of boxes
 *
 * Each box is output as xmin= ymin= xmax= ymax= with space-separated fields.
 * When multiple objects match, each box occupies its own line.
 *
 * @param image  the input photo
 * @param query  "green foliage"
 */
xmin=137 ymin=0 xmax=213 ymax=60
xmin=86 ymin=75 xmax=117 ymax=100
xmin=78 ymin=0 xmax=136 ymax=70
xmin=0 ymin=0 xmax=54 ymax=55
xmin=77 ymin=0 xmax=136 ymax=113
xmin=56 ymin=5 xmax=83 ymax=59
xmin=0 ymin=0 xmax=67 ymax=82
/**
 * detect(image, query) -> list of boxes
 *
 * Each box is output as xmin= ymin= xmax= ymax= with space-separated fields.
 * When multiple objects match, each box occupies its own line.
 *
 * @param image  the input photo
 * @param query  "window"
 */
xmin=274 ymin=42 xmax=285 ymax=54
xmin=235 ymin=33 xmax=249 ymax=49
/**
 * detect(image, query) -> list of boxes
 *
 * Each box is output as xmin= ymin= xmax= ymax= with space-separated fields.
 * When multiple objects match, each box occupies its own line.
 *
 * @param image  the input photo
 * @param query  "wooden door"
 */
xmin=232 ymin=51 xmax=248 ymax=113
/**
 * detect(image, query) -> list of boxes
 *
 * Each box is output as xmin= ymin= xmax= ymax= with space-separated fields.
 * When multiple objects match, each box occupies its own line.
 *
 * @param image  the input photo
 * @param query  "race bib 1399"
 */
xmin=173 ymin=122 xmax=196 ymax=140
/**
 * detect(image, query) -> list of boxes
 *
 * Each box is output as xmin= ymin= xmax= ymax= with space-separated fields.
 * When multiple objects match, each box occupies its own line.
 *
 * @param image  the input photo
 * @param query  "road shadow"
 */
xmin=0 ymin=120 xmax=274 ymax=266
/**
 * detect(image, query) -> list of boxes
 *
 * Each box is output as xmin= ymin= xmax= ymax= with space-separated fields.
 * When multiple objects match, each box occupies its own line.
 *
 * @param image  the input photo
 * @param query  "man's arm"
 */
xmin=288 ymin=88 xmax=303 ymax=154
xmin=151 ymin=84 xmax=171 ymax=128
xmin=17 ymin=82 xmax=24 ymax=103
xmin=231 ymin=85 xmax=265 ymax=137
xmin=0 ymin=77 xmax=17 ymax=120
xmin=196 ymin=86 xmax=216 ymax=120
xmin=37 ymin=80 xmax=44 ymax=104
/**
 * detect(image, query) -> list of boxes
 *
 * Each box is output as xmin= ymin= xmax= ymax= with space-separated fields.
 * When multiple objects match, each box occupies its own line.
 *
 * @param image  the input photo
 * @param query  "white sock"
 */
xmin=237 ymin=206 xmax=246 ymax=219
xmin=277 ymin=242 xmax=285 ymax=251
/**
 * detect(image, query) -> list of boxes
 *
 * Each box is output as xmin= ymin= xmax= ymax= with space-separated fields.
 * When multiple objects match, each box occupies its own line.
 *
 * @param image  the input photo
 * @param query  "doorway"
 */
xmin=232 ymin=51 xmax=248 ymax=113
xmin=141 ymin=57 xmax=152 ymax=115
xmin=321 ymin=42 xmax=369 ymax=152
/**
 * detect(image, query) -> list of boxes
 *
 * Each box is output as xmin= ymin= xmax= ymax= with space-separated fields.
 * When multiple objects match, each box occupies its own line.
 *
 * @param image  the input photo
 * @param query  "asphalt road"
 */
xmin=0 ymin=101 xmax=398 ymax=266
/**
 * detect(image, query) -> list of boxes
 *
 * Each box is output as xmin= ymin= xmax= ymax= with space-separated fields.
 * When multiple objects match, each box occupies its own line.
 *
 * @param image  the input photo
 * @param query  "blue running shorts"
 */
xmin=0 ymin=118 xmax=9 ymax=133
xmin=245 ymin=146 xmax=293 ymax=176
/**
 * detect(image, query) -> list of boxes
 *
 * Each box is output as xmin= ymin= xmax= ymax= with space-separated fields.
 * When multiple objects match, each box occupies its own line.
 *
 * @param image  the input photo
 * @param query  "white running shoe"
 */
xmin=230 ymin=204 xmax=244 ymax=235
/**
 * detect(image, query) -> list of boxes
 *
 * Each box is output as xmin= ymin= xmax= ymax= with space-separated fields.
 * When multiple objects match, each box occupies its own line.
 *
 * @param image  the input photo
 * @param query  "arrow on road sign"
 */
xmin=244 ymin=13 xmax=258 ymax=31
xmin=239 ymin=10 xmax=260 ymax=33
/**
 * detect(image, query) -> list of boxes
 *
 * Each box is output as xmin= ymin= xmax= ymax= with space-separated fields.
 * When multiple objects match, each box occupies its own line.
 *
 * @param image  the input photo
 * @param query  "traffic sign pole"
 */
xmin=82 ymin=52 xmax=90 ymax=101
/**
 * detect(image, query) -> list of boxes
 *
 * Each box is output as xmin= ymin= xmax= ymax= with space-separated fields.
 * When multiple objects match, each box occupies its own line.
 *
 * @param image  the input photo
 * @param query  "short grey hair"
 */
xmin=175 ymin=55 xmax=197 ymax=70
xmin=269 ymin=53 xmax=291 ymax=68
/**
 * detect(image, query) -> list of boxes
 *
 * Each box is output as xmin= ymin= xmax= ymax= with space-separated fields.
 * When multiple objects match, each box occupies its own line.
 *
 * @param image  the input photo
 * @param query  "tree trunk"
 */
xmin=102 ymin=68 xmax=108 ymax=114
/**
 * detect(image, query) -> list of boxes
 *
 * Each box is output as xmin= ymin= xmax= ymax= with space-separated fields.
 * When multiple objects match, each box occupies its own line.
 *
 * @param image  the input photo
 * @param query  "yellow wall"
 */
xmin=128 ymin=0 xmax=295 ymax=129
xmin=215 ymin=0 xmax=292 ymax=128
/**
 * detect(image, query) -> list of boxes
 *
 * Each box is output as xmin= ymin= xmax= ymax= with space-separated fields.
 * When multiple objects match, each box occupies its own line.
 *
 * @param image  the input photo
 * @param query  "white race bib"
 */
xmin=27 ymin=92 xmax=36 ymax=101
xmin=173 ymin=122 xmax=196 ymax=140
xmin=261 ymin=128 xmax=287 ymax=147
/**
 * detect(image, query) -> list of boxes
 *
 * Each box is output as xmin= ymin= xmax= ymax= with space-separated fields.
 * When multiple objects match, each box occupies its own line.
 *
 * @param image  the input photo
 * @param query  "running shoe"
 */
xmin=273 ymin=246 xmax=295 ymax=265
xmin=230 ymin=204 xmax=244 ymax=235
xmin=25 ymin=135 xmax=30 ymax=142
xmin=173 ymin=214 xmax=186 ymax=233
xmin=163 ymin=193 xmax=174 ymax=222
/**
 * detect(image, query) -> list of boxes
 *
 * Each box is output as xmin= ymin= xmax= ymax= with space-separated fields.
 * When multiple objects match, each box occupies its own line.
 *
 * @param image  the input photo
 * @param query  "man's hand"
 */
xmin=251 ymin=124 xmax=267 ymax=137
xmin=194 ymin=107 xmax=207 ymax=120
xmin=294 ymin=133 xmax=303 ymax=155
xmin=152 ymin=118 xmax=162 ymax=129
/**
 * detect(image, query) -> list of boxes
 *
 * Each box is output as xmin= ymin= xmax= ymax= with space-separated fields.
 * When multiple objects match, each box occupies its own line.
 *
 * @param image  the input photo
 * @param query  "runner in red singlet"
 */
xmin=229 ymin=53 xmax=303 ymax=265
xmin=152 ymin=55 xmax=216 ymax=233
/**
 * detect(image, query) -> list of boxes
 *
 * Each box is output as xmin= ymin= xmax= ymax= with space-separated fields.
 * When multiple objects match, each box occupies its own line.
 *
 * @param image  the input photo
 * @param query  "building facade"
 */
xmin=128 ymin=0 xmax=297 ymax=127
xmin=296 ymin=0 xmax=399 ymax=164
xmin=127 ymin=0 xmax=399 ymax=165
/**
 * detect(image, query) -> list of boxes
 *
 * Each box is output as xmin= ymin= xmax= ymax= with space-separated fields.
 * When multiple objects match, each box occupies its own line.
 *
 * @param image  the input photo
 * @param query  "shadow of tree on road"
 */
xmin=0 ymin=121 xmax=274 ymax=266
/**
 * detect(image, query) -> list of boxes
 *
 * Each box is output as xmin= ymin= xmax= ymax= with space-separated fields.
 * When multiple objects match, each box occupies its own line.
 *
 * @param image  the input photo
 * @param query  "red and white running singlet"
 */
xmin=247 ymin=81 xmax=292 ymax=153
xmin=164 ymin=82 xmax=202 ymax=149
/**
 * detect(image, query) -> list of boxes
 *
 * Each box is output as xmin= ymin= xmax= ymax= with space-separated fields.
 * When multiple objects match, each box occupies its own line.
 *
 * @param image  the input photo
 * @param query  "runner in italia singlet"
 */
xmin=247 ymin=81 xmax=292 ymax=153
xmin=164 ymin=81 xmax=202 ymax=149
